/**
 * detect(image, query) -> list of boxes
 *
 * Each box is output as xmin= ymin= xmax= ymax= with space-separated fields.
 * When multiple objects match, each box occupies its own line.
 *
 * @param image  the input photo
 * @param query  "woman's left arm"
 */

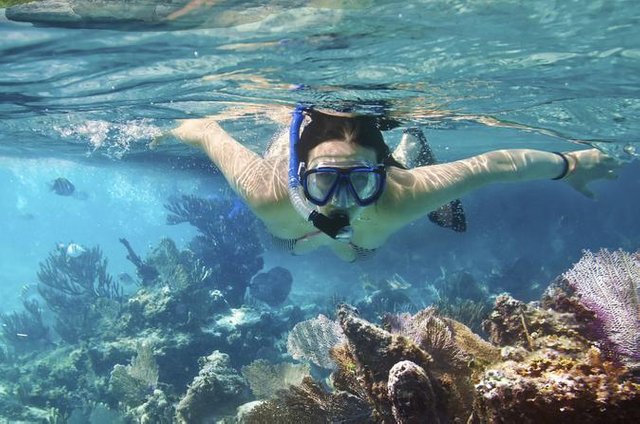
xmin=383 ymin=148 xmax=620 ymax=225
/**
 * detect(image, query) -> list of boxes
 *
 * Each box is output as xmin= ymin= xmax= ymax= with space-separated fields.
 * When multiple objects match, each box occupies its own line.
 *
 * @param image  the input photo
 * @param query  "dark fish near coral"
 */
xmin=117 ymin=272 xmax=137 ymax=286
xmin=50 ymin=177 xmax=75 ymax=196
xmin=249 ymin=266 xmax=293 ymax=307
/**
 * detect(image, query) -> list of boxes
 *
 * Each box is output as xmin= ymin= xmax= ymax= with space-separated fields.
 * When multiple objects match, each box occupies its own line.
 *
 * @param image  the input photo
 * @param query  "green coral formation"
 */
xmin=175 ymin=350 xmax=249 ymax=423
xmin=475 ymin=293 xmax=640 ymax=423
xmin=242 ymin=249 xmax=640 ymax=423
xmin=0 ymin=195 xmax=299 ymax=422
xmin=1 ymin=199 xmax=638 ymax=424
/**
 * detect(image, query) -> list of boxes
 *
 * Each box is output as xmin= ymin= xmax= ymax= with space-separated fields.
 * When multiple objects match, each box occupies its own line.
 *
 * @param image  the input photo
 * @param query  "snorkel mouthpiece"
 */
xmin=309 ymin=210 xmax=353 ymax=240
xmin=288 ymin=104 xmax=353 ymax=241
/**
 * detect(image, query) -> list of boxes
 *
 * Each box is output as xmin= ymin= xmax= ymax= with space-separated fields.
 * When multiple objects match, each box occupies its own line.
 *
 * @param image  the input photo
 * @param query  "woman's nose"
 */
xmin=330 ymin=182 xmax=353 ymax=208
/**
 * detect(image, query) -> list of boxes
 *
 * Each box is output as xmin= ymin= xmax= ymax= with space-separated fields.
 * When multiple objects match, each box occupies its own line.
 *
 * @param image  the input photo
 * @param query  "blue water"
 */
xmin=1 ymin=1 xmax=639 ymax=308
xmin=1 ymin=1 xmax=639 ymax=421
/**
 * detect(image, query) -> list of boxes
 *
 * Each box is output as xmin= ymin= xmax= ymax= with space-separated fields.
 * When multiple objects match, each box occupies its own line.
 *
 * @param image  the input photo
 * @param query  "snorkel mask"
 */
xmin=299 ymin=161 xmax=386 ymax=208
xmin=288 ymin=105 xmax=350 ymax=240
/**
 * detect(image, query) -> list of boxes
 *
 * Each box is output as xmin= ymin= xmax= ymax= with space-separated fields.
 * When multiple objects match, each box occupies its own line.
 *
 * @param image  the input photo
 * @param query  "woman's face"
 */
xmin=306 ymin=140 xmax=379 ymax=218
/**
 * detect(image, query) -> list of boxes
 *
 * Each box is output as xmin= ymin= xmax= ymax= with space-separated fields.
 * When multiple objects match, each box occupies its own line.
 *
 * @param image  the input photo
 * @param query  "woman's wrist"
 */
xmin=551 ymin=151 xmax=578 ymax=180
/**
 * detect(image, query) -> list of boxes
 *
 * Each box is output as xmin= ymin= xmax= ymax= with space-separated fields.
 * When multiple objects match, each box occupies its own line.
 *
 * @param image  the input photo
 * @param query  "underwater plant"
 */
xmin=561 ymin=248 xmax=640 ymax=367
xmin=244 ymin=377 xmax=372 ymax=423
xmin=36 ymin=244 xmax=122 ymax=343
xmin=109 ymin=342 xmax=159 ymax=408
xmin=287 ymin=314 xmax=346 ymax=370
xmin=241 ymin=359 xmax=310 ymax=399
xmin=165 ymin=194 xmax=264 ymax=306
xmin=1 ymin=298 xmax=49 ymax=352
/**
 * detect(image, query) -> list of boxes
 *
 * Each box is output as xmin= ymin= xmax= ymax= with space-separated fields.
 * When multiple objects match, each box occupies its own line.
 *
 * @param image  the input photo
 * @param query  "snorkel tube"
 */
xmin=288 ymin=105 xmax=353 ymax=240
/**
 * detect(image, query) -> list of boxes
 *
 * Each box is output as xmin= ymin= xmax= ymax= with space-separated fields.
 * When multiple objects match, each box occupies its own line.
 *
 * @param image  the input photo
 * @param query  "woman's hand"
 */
xmin=564 ymin=148 xmax=620 ymax=198
xmin=171 ymin=117 xmax=223 ymax=148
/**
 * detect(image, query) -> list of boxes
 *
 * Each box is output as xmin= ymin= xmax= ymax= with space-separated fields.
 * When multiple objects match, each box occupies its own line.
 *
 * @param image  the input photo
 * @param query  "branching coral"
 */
xmin=123 ymin=238 xmax=233 ymax=331
xmin=37 ymin=244 xmax=122 ymax=343
xmin=38 ymin=245 xmax=122 ymax=306
xmin=119 ymin=238 xmax=159 ymax=286
xmin=1 ymin=298 xmax=49 ymax=351
xmin=164 ymin=195 xmax=264 ymax=306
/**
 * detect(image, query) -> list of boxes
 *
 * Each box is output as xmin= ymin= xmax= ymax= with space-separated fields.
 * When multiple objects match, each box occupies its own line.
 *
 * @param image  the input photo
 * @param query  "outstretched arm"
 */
xmin=383 ymin=148 xmax=620 ymax=226
xmin=171 ymin=118 xmax=289 ymax=211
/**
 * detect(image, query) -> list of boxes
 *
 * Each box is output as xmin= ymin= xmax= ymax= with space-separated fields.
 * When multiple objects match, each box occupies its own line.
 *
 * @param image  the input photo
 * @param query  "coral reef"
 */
xmin=241 ymin=359 xmax=310 ymax=399
xmin=119 ymin=238 xmax=159 ymax=285
xmin=4 ymin=197 xmax=639 ymax=424
xmin=0 ymin=194 xmax=300 ymax=423
xmin=474 ymin=249 xmax=640 ymax=422
xmin=245 ymin=247 xmax=640 ymax=423
xmin=244 ymin=377 xmax=372 ymax=424
xmin=429 ymin=270 xmax=492 ymax=334
xmin=36 ymin=244 xmax=123 ymax=343
xmin=248 ymin=305 xmax=497 ymax=423
xmin=1 ymin=297 xmax=49 ymax=352
xmin=109 ymin=342 xmax=159 ymax=408
xmin=560 ymin=248 xmax=640 ymax=367
xmin=475 ymin=292 xmax=640 ymax=423
xmin=175 ymin=350 xmax=249 ymax=423
xmin=165 ymin=194 xmax=263 ymax=306
xmin=287 ymin=314 xmax=346 ymax=369
xmin=357 ymin=273 xmax=416 ymax=320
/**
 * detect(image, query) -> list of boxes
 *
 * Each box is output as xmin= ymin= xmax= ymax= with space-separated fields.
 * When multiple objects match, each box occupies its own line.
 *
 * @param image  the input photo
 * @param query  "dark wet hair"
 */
xmin=296 ymin=110 xmax=406 ymax=169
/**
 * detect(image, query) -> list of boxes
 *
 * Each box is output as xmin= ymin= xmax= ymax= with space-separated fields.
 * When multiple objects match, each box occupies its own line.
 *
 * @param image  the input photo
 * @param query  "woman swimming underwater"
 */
xmin=171 ymin=105 xmax=620 ymax=262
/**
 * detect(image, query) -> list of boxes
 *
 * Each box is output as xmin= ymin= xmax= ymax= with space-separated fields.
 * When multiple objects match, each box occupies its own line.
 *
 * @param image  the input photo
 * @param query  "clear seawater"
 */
xmin=1 ymin=1 xmax=639 ymax=421
xmin=1 ymin=1 xmax=639 ymax=341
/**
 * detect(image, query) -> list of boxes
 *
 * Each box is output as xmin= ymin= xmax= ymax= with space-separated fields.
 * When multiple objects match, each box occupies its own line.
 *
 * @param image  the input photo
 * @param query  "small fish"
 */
xmin=117 ymin=272 xmax=136 ymax=286
xmin=50 ymin=177 xmax=75 ymax=196
xmin=66 ymin=243 xmax=86 ymax=258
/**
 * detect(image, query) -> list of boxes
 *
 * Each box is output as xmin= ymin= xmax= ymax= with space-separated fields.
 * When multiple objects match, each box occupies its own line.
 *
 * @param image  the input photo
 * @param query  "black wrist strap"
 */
xmin=552 ymin=152 xmax=570 ymax=180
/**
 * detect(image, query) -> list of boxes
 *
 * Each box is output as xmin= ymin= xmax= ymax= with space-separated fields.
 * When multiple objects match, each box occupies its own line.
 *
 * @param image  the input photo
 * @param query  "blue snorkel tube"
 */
xmin=288 ymin=105 xmax=353 ymax=240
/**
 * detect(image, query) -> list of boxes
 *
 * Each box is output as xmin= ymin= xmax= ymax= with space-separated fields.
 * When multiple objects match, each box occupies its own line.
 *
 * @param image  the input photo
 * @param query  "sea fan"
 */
xmin=287 ymin=314 xmax=346 ymax=369
xmin=562 ymin=249 xmax=640 ymax=367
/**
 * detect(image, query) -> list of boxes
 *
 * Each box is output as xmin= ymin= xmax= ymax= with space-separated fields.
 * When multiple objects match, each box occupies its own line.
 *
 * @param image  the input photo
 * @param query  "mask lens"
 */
xmin=349 ymin=170 xmax=381 ymax=202
xmin=305 ymin=170 xmax=338 ymax=204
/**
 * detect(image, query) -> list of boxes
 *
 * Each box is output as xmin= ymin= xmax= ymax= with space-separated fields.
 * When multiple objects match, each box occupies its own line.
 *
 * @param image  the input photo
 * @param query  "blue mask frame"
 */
xmin=300 ymin=164 xmax=386 ymax=206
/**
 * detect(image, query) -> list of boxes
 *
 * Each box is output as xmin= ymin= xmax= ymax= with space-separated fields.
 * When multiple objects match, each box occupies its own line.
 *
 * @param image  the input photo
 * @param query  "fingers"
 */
xmin=578 ymin=186 xmax=596 ymax=199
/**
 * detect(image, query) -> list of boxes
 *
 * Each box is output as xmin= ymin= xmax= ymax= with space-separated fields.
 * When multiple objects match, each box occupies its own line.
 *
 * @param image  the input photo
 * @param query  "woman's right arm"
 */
xmin=172 ymin=118 xmax=289 ymax=212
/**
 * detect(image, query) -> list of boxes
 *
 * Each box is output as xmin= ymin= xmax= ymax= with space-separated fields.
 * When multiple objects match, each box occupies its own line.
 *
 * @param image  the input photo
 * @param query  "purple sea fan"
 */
xmin=562 ymin=249 xmax=640 ymax=367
